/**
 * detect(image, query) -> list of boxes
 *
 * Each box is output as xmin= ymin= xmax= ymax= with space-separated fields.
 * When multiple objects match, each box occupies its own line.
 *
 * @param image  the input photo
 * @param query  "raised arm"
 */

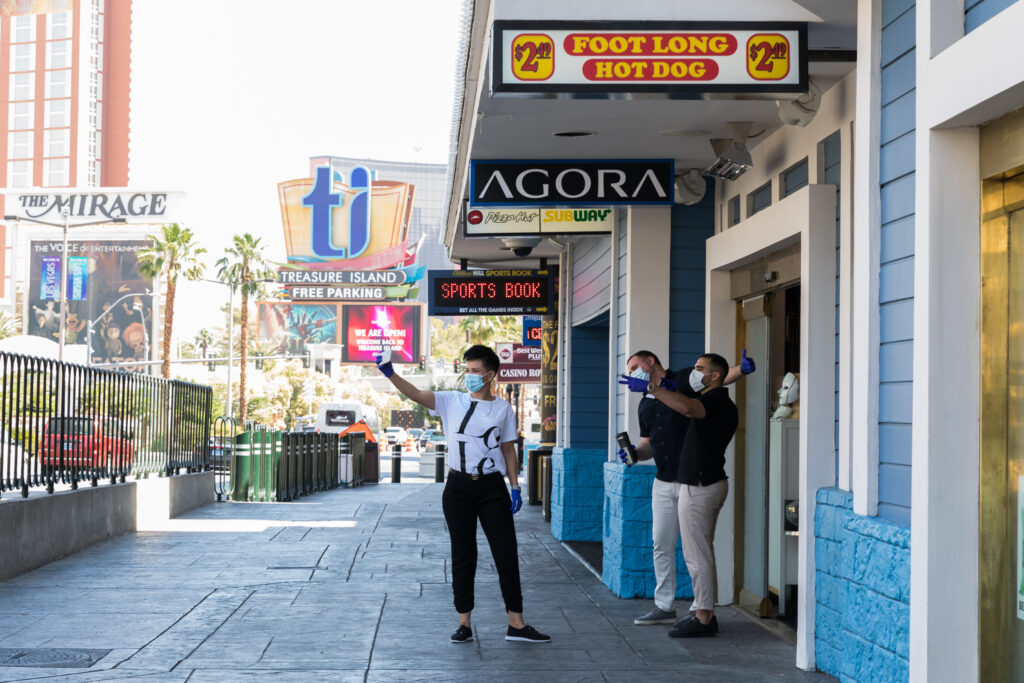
xmin=375 ymin=353 xmax=435 ymax=410
xmin=724 ymin=348 xmax=756 ymax=385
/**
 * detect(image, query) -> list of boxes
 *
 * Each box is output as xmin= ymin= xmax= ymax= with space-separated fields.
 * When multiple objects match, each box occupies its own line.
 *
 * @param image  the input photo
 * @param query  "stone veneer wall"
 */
xmin=602 ymin=462 xmax=692 ymax=600
xmin=550 ymin=448 xmax=605 ymax=542
xmin=815 ymin=487 xmax=910 ymax=681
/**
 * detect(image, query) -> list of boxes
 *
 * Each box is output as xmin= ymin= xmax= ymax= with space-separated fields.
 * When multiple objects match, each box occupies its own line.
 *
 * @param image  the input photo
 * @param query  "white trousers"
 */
xmin=651 ymin=477 xmax=729 ymax=612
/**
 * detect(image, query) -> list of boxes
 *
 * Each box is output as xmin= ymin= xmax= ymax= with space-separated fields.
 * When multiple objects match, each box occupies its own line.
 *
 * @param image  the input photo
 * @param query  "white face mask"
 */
xmin=689 ymin=368 xmax=706 ymax=393
xmin=630 ymin=367 xmax=650 ymax=382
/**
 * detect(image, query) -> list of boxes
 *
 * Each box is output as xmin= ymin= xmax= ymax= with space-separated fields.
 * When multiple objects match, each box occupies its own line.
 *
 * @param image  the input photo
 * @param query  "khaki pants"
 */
xmin=678 ymin=479 xmax=729 ymax=611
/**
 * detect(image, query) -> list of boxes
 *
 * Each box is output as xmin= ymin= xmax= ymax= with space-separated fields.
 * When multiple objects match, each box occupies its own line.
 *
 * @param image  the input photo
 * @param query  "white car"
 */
xmin=384 ymin=426 xmax=408 ymax=446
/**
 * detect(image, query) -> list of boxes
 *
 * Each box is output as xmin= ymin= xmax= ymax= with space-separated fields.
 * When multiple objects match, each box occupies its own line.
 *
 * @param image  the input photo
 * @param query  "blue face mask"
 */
xmin=464 ymin=372 xmax=491 ymax=393
xmin=630 ymin=367 xmax=650 ymax=383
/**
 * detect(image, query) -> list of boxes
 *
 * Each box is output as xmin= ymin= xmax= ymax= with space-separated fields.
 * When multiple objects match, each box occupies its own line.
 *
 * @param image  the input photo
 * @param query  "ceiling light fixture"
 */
xmin=552 ymin=130 xmax=594 ymax=137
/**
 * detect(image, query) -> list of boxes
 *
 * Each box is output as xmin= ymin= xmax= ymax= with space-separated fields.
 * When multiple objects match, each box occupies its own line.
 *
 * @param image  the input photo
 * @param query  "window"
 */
xmin=46 ymin=40 xmax=70 ymax=69
xmin=8 ymin=131 xmax=33 ymax=159
xmin=44 ymin=129 xmax=68 ymax=157
xmin=9 ymin=102 xmax=34 ymax=130
xmin=14 ymin=15 xmax=36 ymax=43
xmin=749 ymin=181 xmax=772 ymax=216
xmin=729 ymin=195 xmax=741 ymax=226
xmin=9 ymin=72 xmax=34 ymax=101
xmin=46 ymin=11 xmax=71 ymax=40
xmin=45 ymin=99 xmax=70 ymax=127
xmin=782 ymin=158 xmax=809 ymax=197
xmin=11 ymin=43 xmax=35 ymax=72
xmin=7 ymin=160 xmax=33 ymax=188
xmin=45 ymin=69 xmax=69 ymax=98
xmin=43 ymin=157 xmax=68 ymax=186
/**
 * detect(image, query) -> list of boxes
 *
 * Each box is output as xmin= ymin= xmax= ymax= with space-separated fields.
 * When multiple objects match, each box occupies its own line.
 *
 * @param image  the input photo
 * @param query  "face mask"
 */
xmin=689 ymin=368 xmax=706 ymax=393
xmin=464 ymin=372 xmax=490 ymax=393
xmin=630 ymin=367 xmax=650 ymax=383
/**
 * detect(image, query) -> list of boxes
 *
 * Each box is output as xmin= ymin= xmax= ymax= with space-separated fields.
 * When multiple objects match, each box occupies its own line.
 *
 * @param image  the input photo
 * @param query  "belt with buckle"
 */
xmin=448 ymin=469 xmax=501 ymax=481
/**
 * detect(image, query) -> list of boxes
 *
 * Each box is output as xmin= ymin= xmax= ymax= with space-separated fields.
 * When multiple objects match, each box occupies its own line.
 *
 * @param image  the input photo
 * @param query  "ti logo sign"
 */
xmin=302 ymin=165 xmax=372 ymax=259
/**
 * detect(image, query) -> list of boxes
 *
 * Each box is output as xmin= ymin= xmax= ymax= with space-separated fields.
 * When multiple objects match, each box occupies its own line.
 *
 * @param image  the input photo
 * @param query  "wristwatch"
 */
xmin=647 ymin=381 xmax=657 ymax=394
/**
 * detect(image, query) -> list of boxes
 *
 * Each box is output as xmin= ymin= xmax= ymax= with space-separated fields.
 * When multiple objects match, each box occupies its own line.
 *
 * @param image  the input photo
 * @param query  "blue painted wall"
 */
xmin=572 ymin=236 xmax=611 ymax=325
xmin=550 ymin=448 xmax=605 ymax=542
xmin=823 ymin=131 xmax=842 ymax=484
xmin=569 ymin=321 xmax=609 ymax=448
xmin=602 ymin=462 xmax=692 ymax=599
xmin=815 ymin=488 xmax=910 ymax=681
xmin=669 ymin=194 xmax=715 ymax=370
xmin=877 ymin=0 xmax=915 ymax=527
xmin=965 ymin=0 xmax=1018 ymax=32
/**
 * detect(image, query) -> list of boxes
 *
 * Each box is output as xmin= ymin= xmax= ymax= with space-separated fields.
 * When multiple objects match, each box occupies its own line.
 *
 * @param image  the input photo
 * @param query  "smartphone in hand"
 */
xmin=616 ymin=432 xmax=637 ymax=466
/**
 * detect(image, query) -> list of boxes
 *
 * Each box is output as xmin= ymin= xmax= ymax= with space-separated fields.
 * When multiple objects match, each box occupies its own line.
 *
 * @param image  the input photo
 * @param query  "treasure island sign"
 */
xmin=275 ymin=165 xmax=425 ymax=302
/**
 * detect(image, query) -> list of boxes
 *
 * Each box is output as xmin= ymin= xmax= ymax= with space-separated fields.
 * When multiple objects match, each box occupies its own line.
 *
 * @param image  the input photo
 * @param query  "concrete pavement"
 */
xmin=0 ymin=480 xmax=833 ymax=681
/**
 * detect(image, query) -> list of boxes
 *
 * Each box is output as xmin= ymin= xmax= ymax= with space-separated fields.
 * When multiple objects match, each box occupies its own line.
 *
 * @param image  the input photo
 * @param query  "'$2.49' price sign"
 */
xmin=511 ymin=33 xmax=555 ymax=80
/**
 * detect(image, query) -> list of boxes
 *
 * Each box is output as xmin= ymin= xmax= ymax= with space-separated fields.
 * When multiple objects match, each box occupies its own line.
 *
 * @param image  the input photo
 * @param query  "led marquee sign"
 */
xmin=428 ymin=269 xmax=553 ymax=315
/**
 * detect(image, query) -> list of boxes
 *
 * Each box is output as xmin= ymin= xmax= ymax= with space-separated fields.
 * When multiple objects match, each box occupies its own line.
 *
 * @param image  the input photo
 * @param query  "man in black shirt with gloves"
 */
xmin=619 ymin=351 xmax=744 ymax=638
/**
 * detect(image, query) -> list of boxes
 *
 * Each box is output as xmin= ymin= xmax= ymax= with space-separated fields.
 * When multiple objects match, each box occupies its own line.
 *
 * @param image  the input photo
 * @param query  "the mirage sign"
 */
xmin=5 ymin=189 xmax=184 ymax=223
xmin=469 ymin=160 xmax=673 ymax=206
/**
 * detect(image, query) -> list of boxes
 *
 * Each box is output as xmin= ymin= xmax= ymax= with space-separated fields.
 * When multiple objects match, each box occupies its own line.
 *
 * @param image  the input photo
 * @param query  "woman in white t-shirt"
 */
xmin=374 ymin=344 xmax=550 ymax=644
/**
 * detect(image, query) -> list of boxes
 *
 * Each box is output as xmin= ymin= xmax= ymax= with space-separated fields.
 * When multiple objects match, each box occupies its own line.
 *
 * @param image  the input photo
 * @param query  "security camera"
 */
xmin=501 ymin=237 xmax=540 ymax=258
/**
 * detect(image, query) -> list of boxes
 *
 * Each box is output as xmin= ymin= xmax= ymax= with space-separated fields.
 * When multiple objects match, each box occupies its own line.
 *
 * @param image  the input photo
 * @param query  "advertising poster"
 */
xmin=341 ymin=303 xmax=422 ymax=364
xmin=27 ymin=240 xmax=153 ymax=365
xmin=257 ymin=302 xmax=339 ymax=357
xmin=1018 ymin=474 xmax=1024 ymax=621
xmin=495 ymin=342 xmax=541 ymax=383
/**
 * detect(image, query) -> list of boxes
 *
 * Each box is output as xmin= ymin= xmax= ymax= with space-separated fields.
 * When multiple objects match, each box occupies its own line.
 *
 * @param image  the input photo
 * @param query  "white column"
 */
xmin=851 ymin=0 xmax=883 ymax=517
xmin=623 ymin=206 xmax=672 ymax=439
xmin=837 ymin=120 xmax=856 ymax=490
xmin=910 ymin=2 xmax=980 ymax=678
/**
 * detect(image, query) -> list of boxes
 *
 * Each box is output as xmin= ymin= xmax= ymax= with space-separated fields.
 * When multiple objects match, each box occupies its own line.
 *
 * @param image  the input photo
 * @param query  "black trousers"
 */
xmin=441 ymin=470 xmax=523 ymax=614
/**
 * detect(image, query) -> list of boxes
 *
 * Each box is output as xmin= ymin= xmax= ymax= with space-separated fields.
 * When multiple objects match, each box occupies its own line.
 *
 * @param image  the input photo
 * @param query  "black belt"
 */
xmin=448 ymin=469 xmax=503 ymax=481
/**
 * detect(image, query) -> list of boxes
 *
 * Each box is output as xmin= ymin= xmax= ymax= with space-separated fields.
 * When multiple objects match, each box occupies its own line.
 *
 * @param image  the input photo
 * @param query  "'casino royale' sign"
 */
xmin=470 ymin=160 xmax=673 ymax=206
xmin=492 ymin=21 xmax=807 ymax=94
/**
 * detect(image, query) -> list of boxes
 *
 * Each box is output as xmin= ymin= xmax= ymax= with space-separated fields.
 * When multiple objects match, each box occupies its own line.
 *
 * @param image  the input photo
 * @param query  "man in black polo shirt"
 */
xmin=619 ymin=350 xmax=751 ymax=631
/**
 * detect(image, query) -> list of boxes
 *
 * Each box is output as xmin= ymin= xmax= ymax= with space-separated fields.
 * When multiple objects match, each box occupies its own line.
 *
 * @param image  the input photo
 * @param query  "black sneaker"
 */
xmin=451 ymin=625 xmax=473 ymax=643
xmin=668 ymin=614 xmax=718 ymax=638
xmin=505 ymin=624 xmax=551 ymax=643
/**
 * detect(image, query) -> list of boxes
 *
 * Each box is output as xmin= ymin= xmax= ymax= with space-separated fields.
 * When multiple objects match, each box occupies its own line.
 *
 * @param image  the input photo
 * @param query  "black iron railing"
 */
xmin=0 ymin=352 xmax=213 ymax=499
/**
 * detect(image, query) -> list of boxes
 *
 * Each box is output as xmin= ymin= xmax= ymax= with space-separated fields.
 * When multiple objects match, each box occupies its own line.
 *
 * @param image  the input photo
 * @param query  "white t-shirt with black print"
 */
xmin=430 ymin=391 xmax=517 ymax=476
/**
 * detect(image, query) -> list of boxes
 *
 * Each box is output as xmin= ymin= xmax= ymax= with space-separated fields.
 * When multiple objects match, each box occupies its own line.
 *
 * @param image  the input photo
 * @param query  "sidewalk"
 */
xmin=0 ymin=481 xmax=832 ymax=682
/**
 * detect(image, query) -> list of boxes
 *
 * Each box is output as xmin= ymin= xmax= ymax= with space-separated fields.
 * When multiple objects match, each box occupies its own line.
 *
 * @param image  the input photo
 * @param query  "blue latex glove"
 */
xmin=617 ymin=448 xmax=632 ymax=466
xmin=659 ymin=376 xmax=678 ymax=392
xmin=741 ymin=348 xmax=756 ymax=375
xmin=510 ymin=488 xmax=523 ymax=514
xmin=374 ymin=353 xmax=394 ymax=378
xmin=618 ymin=374 xmax=648 ymax=393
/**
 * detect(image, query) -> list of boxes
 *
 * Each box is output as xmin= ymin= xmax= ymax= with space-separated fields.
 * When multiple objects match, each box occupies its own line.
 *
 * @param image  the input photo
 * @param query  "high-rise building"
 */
xmin=1 ymin=0 xmax=132 ymax=191
xmin=308 ymin=155 xmax=451 ymax=310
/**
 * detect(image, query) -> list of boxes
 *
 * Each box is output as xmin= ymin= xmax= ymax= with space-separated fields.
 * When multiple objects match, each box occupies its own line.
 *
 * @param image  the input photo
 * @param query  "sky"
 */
xmin=129 ymin=0 xmax=465 ymax=339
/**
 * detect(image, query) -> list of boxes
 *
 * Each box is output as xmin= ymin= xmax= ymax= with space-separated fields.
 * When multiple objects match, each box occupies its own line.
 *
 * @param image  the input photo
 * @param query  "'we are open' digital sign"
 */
xmin=428 ymin=270 xmax=553 ymax=315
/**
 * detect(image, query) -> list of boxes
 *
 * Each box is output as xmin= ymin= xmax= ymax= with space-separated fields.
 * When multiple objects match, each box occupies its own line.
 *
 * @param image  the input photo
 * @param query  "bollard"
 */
xmin=527 ymin=449 xmax=540 ymax=505
xmin=541 ymin=453 xmax=552 ymax=522
xmin=391 ymin=443 xmax=402 ymax=483
xmin=516 ymin=435 xmax=524 ymax=473
xmin=434 ymin=443 xmax=447 ymax=483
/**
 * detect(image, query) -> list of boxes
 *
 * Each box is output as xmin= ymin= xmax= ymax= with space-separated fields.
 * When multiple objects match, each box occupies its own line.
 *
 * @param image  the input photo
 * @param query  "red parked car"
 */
xmin=40 ymin=416 xmax=134 ymax=468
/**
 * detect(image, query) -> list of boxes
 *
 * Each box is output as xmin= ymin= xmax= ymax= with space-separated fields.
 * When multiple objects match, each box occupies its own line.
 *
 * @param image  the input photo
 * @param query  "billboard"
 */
xmin=257 ymin=302 xmax=339 ymax=357
xmin=341 ymin=303 xmax=423 ymax=364
xmin=496 ymin=343 xmax=541 ymax=383
xmin=27 ymin=240 xmax=153 ymax=364
xmin=492 ymin=21 xmax=807 ymax=94
xmin=428 ymin=269 xmax=554 ymax=315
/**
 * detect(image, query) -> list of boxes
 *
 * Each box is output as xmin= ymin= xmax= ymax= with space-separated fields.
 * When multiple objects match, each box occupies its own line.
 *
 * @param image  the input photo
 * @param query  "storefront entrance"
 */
xmin=980 ymin=165 xmax=1024 ymax=682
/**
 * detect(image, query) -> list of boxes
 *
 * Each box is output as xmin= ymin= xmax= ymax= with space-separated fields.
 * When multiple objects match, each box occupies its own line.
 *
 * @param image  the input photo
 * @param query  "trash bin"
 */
xmin=365 ymin=440 xmax=379 ymax=483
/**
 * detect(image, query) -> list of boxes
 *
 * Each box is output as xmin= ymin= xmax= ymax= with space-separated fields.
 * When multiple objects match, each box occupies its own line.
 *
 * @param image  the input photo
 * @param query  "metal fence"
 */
xmin=0 ymin=352 xmax=213 ymax=499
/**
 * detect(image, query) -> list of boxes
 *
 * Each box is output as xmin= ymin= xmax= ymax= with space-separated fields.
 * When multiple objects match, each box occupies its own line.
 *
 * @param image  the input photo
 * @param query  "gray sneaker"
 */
xmin=634 ymin=607 xmax=677 ymax=625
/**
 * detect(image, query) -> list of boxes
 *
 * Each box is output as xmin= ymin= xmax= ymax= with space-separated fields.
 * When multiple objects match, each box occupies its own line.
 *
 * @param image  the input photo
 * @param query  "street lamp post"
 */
xmin=4 ymin=213 xmax=127 ymax=361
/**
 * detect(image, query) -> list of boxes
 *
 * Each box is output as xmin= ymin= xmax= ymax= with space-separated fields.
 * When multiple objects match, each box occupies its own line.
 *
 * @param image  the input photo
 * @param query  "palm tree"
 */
xmin=137 ymin=224 xmax=206 ymax=379
xmin=216 ymin=234 xmax=275 ymax=424
xmin=194 ymin=329 xmax=214 ymax=368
